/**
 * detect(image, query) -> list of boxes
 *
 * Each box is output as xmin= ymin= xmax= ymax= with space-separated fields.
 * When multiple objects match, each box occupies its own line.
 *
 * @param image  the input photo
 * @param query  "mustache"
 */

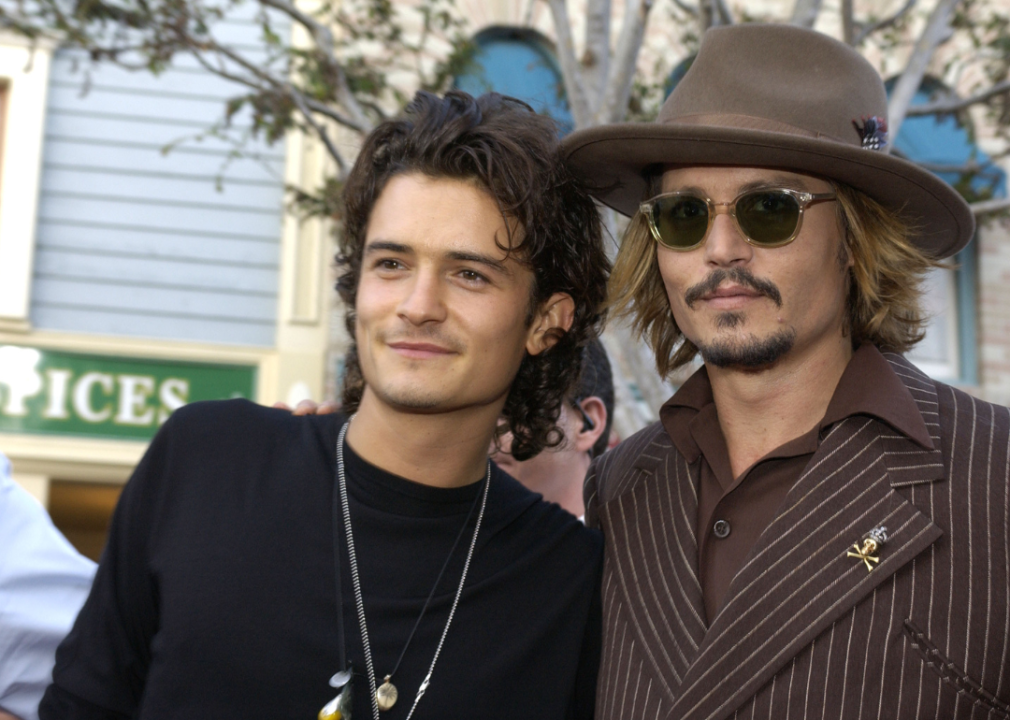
xmin=683 ymin=268 xmax=783 ymax=308
xmin=378 ymin=327 xmax=466 ymax=353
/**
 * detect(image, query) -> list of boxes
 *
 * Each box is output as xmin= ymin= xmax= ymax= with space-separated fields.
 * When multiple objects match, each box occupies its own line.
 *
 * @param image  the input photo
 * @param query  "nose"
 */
xmin=397 ymin=269 xmax=447 ymax=325
xmin=703 ymin=208 xmax=753 ymax=267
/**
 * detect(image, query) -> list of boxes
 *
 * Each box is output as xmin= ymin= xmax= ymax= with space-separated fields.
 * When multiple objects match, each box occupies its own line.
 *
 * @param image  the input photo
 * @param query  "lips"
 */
xmin=386 ymin=341 xmax=457 ymax=359
xmin=702 ymin=284 xmax=763 ymax=300
xmin=699 ymin=284 xmax=766 ymax=310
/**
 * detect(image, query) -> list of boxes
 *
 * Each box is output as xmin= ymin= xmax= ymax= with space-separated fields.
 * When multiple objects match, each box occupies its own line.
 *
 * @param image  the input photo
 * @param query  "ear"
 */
xmin=525 ymin=292 xmax=575 ymax=356
xmin=572 ymin=396 xmax=608 ymax=454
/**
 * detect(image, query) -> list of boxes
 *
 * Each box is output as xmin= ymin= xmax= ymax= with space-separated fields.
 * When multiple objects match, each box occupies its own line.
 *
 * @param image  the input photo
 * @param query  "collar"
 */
xmin=659 ymin=343 xmax=934 ymax=465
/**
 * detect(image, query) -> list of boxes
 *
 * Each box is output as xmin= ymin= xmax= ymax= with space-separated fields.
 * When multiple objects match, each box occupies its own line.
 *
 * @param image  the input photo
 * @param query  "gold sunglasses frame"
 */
xmin=639 ymin=187 xmax=837 ymax=251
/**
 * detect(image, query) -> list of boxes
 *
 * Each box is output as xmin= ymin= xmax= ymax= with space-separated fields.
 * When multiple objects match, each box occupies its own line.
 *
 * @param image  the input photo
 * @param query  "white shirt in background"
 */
xmin=0 ymin=453 xmax=95 ymax=720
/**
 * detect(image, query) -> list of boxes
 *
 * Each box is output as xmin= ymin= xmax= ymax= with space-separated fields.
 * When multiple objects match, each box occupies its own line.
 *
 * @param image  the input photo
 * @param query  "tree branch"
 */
xmin=887 ymin=0 xmax=959 ymax=143
xmin=598 ymin=0 xmax=651 ymax=124
xmin=789 ymin=0 xmax=823 ymax=28
xmin=257 ymin=0 xmax=372 ymax=133
xmin=711 ymin=0 xmax=733 ymax=24
xmin=582 ymin=0 xmax=611 ymax=104
xmin=545 ymin=0 xmax=591 ymax=126
xmin=970 ymin=197 xmax=1010 ymax=215
xmin=192 ymin=40 xmax=371 ymax=134
xmin=670 ymin=0 xmax=698 ymax=16
xmin=852 ymin=0 xmax=918 ymax=46
xmin=905 ymin=79 xmax=1010 ymax=116
xmin=913 ymin=159 xmax=994 ymax=173
xmin=288 ymin=87 xmax=347 ymax=177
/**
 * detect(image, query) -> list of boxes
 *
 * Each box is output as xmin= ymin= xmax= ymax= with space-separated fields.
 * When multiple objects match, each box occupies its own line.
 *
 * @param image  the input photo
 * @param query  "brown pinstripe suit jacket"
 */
xmin=585 ymin=353 xmax=1010 ymax=720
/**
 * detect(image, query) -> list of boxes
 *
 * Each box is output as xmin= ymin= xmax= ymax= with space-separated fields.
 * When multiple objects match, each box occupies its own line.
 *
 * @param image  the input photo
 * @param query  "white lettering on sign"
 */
xmin=0 ymin=347 xmax=211 ymax=431
xmin=0 ymin=346 xmax=43 ymax=416
xmin=43 ymin=369 xmax=72 ymax=419
xmin=115 ymin=375 xmax=156 ymax=426
xmin=73 ymin=372 xmax=114 ymax=423
xmin=158 ymin=379 xmax=188 ymax=424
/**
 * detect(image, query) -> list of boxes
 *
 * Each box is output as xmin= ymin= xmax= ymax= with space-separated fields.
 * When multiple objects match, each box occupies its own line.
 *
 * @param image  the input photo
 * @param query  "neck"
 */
xmin=553 ymin=469 xmax=588 ymax=518
xmin=707 ymin=333 xmax=853 ymax=479
xmin=519 ymin=458 xmax=589 ymax=518
xmin=345 ymin=389 xmax=500 ymax=489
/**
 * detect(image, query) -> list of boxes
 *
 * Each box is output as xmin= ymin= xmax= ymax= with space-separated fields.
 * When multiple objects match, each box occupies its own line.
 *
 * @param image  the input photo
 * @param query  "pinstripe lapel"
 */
xmin=598 ymin=431 xmax=708 ymax=704
xmin=667 ymin=357 xmax=946 ymax=720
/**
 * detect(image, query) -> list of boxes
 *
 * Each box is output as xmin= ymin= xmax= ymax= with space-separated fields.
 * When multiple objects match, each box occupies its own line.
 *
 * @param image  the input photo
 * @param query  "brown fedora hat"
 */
xmin=562 ymin=24 xmax=975 ymax=259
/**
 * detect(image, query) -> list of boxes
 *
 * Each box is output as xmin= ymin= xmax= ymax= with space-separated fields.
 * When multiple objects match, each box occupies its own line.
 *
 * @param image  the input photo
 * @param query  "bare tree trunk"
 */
xmin=544 ymin=0 xmax=675 ymax=432
xmin=888 ymin=0 xmax=959 ymax=142
xmin=597 ymin=0 xmax=652 ymax=123
xmin=583 ymin=0 xmax=612 ymax=105
xmin=545 ymin=0 xmax=592 ymax=126
xmin=790 ymin=0 xmax=823 ymax=28
xmin=841 ymin=0 xmax=855 ymax=44
xmin=711 ymin=0 xmax=734 ymax=24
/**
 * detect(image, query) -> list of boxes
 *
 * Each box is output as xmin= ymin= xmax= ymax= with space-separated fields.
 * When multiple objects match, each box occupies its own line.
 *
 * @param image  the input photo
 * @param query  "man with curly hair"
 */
xmin=562 ymin=24 xmax=1009 ymax=719
xmin=41 ymin=91 xmax=608 ymax=720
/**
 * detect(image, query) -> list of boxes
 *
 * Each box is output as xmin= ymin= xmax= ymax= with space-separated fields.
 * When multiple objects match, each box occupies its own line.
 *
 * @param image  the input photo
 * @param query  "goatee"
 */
xmin=698 ymin=329 xmax=796 ymax=369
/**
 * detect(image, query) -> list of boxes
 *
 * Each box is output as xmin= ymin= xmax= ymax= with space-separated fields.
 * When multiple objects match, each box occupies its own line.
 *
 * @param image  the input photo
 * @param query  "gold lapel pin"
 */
xmin=846 ymin=526 xmax=888 ymax=571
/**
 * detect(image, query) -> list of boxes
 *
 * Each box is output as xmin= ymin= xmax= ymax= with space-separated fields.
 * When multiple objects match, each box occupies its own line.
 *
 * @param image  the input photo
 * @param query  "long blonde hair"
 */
xmin=606 ymin=181 xmax=946 ymax=378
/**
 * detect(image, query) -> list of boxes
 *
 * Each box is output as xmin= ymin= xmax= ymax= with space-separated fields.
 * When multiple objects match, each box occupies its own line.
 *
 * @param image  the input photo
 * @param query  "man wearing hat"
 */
xmin=563 ymin=24 xmax=1010 ymax=720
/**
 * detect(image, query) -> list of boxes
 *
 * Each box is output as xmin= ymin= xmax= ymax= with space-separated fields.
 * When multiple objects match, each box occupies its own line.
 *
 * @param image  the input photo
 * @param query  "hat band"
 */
xmin=664 ymin=113 xmax=849 ymax=145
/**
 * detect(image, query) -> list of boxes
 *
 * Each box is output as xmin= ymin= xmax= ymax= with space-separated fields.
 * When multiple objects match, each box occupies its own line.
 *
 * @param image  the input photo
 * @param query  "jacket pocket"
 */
xmin=903 ymin=619 xmax=1010 ymax=718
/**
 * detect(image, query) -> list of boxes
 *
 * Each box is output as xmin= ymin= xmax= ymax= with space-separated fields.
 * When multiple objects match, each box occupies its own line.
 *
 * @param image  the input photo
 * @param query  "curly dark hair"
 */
xmin=336 ymin=90 xmax=610 ymax=460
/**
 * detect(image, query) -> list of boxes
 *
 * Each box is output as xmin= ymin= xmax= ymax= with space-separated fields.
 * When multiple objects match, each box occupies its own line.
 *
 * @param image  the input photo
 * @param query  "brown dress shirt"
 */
xmin=659 ymin=344 xmax=933 ymax=622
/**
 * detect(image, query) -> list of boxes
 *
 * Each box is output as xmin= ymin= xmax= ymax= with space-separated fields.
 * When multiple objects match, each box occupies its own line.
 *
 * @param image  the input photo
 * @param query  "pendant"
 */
xmin=320 ymin=666 xmax=353 ymax=720
xmin=319 ymin=682 xmax=352 ymax=720
xmin=376 ymin=676 xmax=398 ymax=711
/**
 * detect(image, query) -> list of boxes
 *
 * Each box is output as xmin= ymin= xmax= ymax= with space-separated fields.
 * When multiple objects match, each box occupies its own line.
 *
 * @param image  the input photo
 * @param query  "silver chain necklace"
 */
xmin=336 ymin=421 xmax=491 ymax=720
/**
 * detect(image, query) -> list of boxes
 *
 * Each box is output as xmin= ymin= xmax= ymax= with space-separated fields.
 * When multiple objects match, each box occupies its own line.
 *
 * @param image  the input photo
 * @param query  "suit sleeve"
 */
xmin=39 ymin=415 xmax=181 ymax=720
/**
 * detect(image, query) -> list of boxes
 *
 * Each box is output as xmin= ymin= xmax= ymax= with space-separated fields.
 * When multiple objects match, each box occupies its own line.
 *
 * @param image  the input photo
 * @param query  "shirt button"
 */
xmin=713 ymin=520 xmax=731 ymax=539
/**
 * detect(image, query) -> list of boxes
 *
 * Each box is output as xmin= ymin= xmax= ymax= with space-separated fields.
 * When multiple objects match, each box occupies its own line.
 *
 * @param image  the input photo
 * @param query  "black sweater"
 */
xmin=40 ymin=401 xmax=602 ymax=720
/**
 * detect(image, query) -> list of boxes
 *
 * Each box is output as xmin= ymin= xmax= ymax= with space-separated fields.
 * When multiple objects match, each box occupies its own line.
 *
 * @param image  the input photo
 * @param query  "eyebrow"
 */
xmin=364 ymin=240 xmax=413 ymax=256
xmin=446 ymin=250 xmax=511 ymax=276
xmin=665 ymin=175 xmax=815 ymax=196
xmin=363 ymin=240 xmax=511 ymax=276
xmin=736 ymin=175 xmax=813 ymax=193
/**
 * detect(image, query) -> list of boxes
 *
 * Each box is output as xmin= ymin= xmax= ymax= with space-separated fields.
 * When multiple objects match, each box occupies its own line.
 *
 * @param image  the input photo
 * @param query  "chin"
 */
xmin=697 ymin=328 xmax=797 ymax=370
xmin=377 ymin=388 xmax=447 ymax=411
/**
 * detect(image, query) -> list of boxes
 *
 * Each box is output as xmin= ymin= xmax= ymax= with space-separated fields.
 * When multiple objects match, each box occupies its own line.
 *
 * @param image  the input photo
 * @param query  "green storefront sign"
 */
xmin=0 ymin=345 xmax=257 ymax=441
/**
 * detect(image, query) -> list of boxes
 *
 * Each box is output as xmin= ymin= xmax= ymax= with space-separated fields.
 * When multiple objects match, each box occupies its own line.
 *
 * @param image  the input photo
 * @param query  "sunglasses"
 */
xmin=639 ymin=187 xmax=837 ymax=251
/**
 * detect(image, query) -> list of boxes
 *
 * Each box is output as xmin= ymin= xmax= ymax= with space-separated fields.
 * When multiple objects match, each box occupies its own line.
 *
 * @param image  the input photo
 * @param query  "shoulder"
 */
xmin=0 ymin=462 xmax=96 ymax=584
xmin=931 ymin=378 xmax=1010 ymax=453
xmin=157 ymin=399 xmax=345 ymax=457
xmin=164 ymin=397 xmax=329 ymax=437
xmin=486 ymin=466 xmax=602 ymax=568
xmin=883 ymin=352 xmax=1010 ymax=461
xmin=589 ymin=421 xmax=675 ymax=504
xmin=126 ymin=401 xmax=344 ymax=512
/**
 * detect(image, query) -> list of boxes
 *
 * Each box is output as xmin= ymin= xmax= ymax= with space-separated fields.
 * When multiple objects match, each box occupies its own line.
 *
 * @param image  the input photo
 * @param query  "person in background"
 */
xmin=0 ymin=452 xmax=95 ymax=720
xmin=491 ymin=339 xmax=614 ymax=519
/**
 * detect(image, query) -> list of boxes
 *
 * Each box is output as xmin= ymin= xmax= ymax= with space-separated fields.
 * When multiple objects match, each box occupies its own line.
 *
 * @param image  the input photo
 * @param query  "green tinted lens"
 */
xmin=735 ymin=191 xmax=801 ymax=246
xmin=651 ymin=195 xmax=709 ymax=248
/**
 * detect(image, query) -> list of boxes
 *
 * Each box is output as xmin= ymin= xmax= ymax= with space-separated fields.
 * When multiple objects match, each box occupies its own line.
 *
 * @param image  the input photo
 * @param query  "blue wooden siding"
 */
xmin=32 ymin=20 xmax=287 ymax=347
